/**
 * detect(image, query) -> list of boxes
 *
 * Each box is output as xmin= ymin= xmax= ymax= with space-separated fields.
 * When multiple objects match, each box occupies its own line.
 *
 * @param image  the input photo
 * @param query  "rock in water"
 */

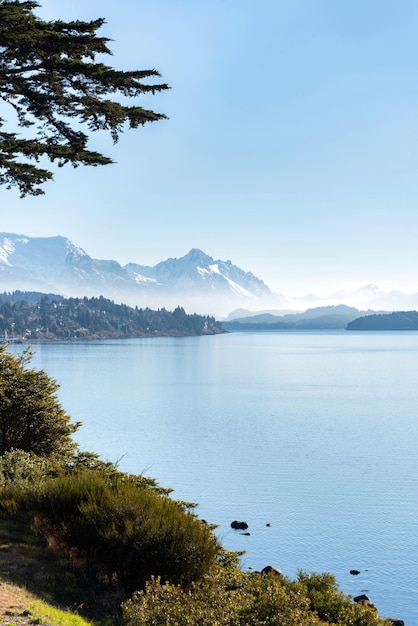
xmin=231 ymin=520 xmax=249 ymax=530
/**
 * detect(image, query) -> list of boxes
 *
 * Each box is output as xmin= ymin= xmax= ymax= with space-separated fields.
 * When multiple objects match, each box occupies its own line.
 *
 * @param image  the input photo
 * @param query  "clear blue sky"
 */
xmin=2 ymin=0 xmax=418 ymax=296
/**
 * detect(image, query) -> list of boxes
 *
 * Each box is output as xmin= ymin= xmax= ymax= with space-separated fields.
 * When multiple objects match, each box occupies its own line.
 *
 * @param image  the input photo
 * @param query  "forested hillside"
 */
xmin=0 ymin=292 xmax=223 ymax=341
xmin=347 ymin=310 xmax=418 ymax=330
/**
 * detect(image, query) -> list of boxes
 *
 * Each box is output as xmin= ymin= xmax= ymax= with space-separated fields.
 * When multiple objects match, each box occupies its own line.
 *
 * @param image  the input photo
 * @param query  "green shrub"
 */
xmin=122 ymin=560 xmax=389 ymax=626
xmin=0 ymin=345 xmax=80 ymax=460
xmin=16 ymin=469 xmax=219 ymax=593
xmin=0 ymin=449 xmax=58 ymax=489
xmin=297 ymin=571 xmax=350 ymax=623
xmin=123 ymin=558 xmax=249 ymax=626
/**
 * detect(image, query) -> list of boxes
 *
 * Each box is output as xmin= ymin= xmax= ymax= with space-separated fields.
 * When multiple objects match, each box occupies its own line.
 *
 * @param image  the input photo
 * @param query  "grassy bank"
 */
xmin=0 ymin=519 xmax=123 ymax=625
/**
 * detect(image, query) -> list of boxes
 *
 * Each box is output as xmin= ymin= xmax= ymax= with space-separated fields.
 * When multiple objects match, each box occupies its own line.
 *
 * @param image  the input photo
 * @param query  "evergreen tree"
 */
xmin=0 ymin=1 xmax=169 ymax=196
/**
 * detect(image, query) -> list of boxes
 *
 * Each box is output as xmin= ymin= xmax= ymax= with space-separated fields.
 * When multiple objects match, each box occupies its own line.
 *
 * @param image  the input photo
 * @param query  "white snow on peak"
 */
xmin=196 ymin=264 xmax=254 ymax=297
xmin=196 ymin=266 xmax=210 ymax=277
xmin=0 ymin=239 xmax=14 ymax=265
xmin=197 ymin=265 xmax=224 ymax=280
xmin=132 ymin=272 xmax=159 ymax=285
xmin=66 ymin=239 xmax=89 ymax=259
xmin=0 ymin=236 xmax=29 ymax=265
xmin=223 ymin=275 xmax=254 ymax=297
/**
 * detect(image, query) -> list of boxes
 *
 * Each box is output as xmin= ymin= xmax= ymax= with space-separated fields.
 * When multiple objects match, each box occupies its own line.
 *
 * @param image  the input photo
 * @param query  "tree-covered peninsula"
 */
xmin=0 ymin=291 xmax=223 ymax=341
xmin=347 ymin=310 xmax=418 ymax=331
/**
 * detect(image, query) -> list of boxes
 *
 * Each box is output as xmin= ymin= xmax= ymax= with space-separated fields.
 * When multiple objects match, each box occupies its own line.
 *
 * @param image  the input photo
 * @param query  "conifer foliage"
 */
xmin=0 ymin=1 xmax=169 ymax=196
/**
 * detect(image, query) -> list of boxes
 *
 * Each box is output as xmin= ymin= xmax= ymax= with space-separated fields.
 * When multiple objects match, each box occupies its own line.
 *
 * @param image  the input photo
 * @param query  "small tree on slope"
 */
xmin=0 ymin=344 xmax=80 ymax=459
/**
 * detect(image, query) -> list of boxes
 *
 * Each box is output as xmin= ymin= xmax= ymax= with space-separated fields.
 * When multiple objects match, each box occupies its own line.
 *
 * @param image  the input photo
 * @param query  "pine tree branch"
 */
xmin=0 ymin=2 xmax=170 ymax=195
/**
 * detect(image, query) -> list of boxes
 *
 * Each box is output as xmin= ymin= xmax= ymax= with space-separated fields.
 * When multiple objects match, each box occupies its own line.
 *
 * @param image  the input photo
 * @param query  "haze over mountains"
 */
xmin=0 ymin=232 xmax=417 ymax=318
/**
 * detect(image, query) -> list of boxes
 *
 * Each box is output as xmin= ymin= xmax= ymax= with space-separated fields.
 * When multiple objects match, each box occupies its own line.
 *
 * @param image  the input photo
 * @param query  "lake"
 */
xmin=12 ymin=331 xmax=418 ymax=624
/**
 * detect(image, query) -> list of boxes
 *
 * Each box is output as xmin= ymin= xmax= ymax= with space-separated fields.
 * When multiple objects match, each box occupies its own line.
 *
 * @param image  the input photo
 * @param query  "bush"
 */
xmin=0 ymin=345 xmax=80 ymax=460
xmin=14 ymin=469 xmax=219 ymax=593
xmin=0 ymin=448 xmax=58 ymax=489
xmin=297 ymin=571 xmax=355 ymax=623
xmin=122 ymin=560 xmax=389 ymax=626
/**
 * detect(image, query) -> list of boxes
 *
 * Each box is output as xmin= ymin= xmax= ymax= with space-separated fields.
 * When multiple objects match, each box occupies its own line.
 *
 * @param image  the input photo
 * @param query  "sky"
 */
xmin=2 ymin=0 xmax=418 ymax=297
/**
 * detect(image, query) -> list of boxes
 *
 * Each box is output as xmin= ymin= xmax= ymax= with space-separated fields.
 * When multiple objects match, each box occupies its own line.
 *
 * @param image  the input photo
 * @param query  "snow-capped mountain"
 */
xmin=297 ymin=284 xmax=418 ymax=312
xmin=0 ymin=234 xmax=277 ymax=316
xmin=125 ymin=248 xmax=271 ymax=298
xmin=1 ymin=233 xmax=418 ymax=317
xmin=0 ymin=233 xmax=134 ymax=296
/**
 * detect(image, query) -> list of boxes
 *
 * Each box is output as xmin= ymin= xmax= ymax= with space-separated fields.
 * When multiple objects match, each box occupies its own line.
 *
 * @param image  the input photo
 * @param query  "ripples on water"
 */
xmin=16 ymin=331 xmax=418 ymax=624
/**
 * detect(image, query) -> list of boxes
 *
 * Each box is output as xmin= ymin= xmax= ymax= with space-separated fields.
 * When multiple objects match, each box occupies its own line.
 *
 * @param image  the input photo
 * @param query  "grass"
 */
xmin=0 ymin=518 xmax=124 ymax=625
xmin=23 ymin=596 xmax=95 ymax=625
xmin=0 ymin=584 xmax=94 ymax=626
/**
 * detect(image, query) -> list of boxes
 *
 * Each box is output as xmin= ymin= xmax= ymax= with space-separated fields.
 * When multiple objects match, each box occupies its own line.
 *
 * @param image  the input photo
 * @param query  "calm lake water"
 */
xmin=12 ymin=331 xmax=418 ymax=623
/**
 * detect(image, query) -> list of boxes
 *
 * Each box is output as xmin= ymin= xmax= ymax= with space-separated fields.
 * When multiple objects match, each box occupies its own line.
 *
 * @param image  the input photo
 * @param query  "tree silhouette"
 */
xmin=0 ymin=1 xmax=169 ymax=196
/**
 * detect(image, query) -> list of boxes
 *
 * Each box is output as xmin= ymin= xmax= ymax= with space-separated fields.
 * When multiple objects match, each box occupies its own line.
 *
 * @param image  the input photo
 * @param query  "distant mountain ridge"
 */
xmin=0 ymin=233 xmax=275 ymax=316
xmin=1 ymin=232 xmax=418 ymax=317
xmin=222 ymin=305 xmax=372 ymax=331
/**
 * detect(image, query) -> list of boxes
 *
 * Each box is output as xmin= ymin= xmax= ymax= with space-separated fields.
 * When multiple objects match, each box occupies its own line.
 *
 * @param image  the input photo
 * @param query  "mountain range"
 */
xmin=222 ymin=305 xmax=371 ymax=330
xmin=0 ymin=233 xmax=277 ymax=316
xmin=1 ymin=232 xmax=418 ymax=318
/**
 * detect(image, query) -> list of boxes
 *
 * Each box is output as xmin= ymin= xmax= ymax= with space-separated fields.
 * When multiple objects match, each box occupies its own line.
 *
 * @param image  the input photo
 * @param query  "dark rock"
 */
xmin=349 ymin=569 xmax=360 ymax=575
xmin=386 ymin=619 xmax=404 ymax=626
xmin=231 ymin=520 xmax=249 ymax=530
xmin=353 ymin=595 xmax=376 ymax=610
xmin=354 ymin=594 xmax=370 ymax=604
xmin=261 ymin=565 xmax=282 ymax=576
xmin=240 ymin=532 xmax=251 ymax=535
